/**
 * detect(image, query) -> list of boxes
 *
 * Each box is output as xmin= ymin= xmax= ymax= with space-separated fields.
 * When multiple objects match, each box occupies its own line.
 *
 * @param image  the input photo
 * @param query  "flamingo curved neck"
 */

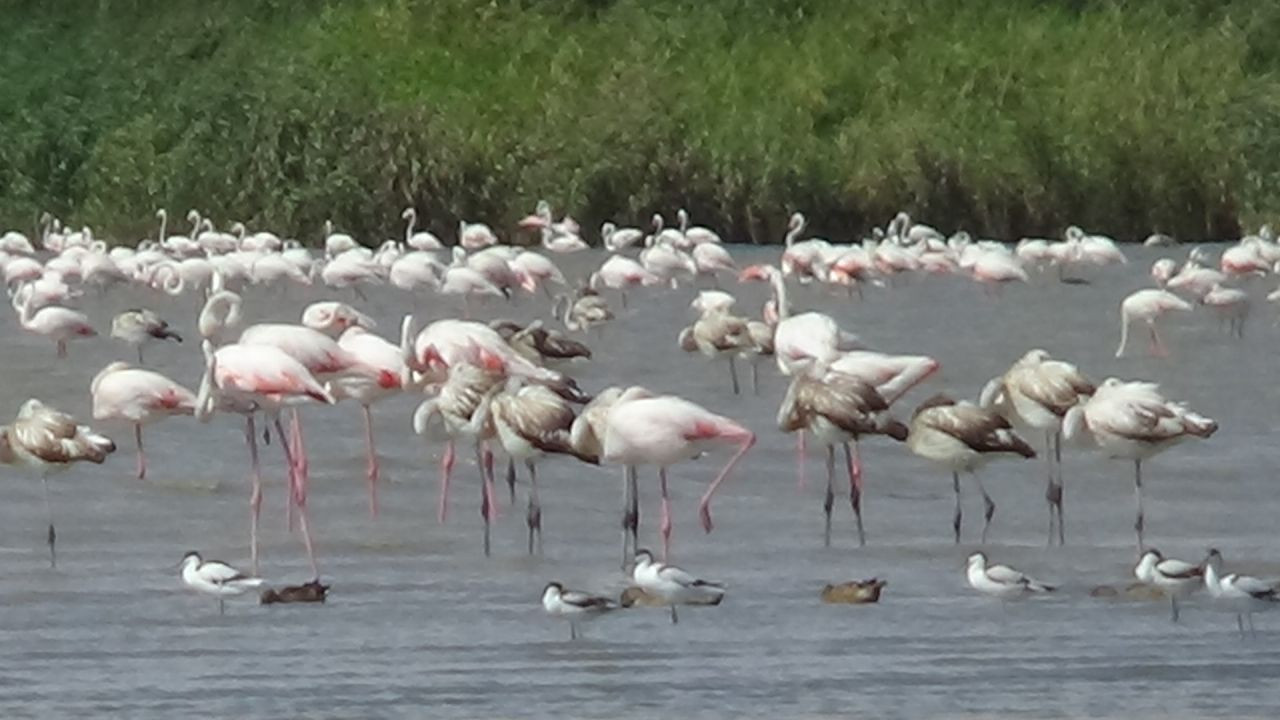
xmin=770 ymin=268 xmax=790 ymax=319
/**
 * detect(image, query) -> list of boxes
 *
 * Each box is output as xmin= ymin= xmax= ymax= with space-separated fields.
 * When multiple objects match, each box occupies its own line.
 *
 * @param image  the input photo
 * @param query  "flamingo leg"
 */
xmin=41 ymin=472 xmax=56 ymax=569
xmin=56 ymin=340 xmax=66 ymax=359
xmin=1044 ymin=431 xmax=1056 ymax=546
xmin=361 ymin=404 xmax=380 ymax=519
xmin=1053 ymin=431 xmax=1065 ymax=545
xmin=274 ymin=414 xmax=319 ymax=580
xmin=438 ymin=439 xmax=455 ymax=524
xmin=750 ymin=360 xmax=760 ymax=396
xmin=697 ymin=431 xmax=757 ymax=533
xmin=475 ymin=442 xmax=493 ymax=557
xmin=526 ymin=461 xmax=542 ymax=555
xmin=844 ymin=441 xmax=865 ymax=546
xmin=620 ymin=291 xmax=628 ymax=310
xmin=620 ymin=465 xmax=639 ymax=570
xmin=506 ymin=458 xmax=517 ymax=505
xmin=246 ymin=415 xmax=263 ymax=576
xmin=823 ymin=445 xmax=835 ymax=547
xmin=796 ymin=430 xmax=807 ymax=490
xmin=1150 ymin=324 xmax=1170 ymax=357
xmin=137 ymin=345 xmax=145 ymax=365
xmin=659 ymin=467 xmax=673 ymax=561
xmin=134 ymin=424 xmax=147 ymax=481
xmin=483 ymin=447 xmax=499 ymax=520
xmin=727 ymin=356 xmax=740 ymax=395
xmin=975 ymin=472 xmax=995 ymax=545
xmin=952 ymin=471 xmax=962 ymax=544
xmin=1133 ymin=459 xmax=1145 ymax=555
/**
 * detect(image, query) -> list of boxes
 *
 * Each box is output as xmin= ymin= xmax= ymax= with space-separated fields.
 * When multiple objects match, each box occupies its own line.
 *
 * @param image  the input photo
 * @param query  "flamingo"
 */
xmin=0 ymin=399 xmax=116 ymax=567
xmin=329 ymin=325 xmax=411 ymax=518
xmin=1116 ymin=289 xmax=1193 ymax=357
xmin=195 ymin=339 xmax=336 ymax=578
xmin=412 ymin=364 xmax=505 ymax=554
xmin=555 ymin=288 xmax=614 ymax=335
xmin=509 ymin=251 xmax=567 ymax=296
xmin=11 ymin=284 xmax=96 ymax=358
xmin=602 ymin=389 xmax=755 ymax=562
xmin=777 ymin=372 xmax=909 ymax=546
xmin=110 ymin=309 xmax=183 ymax=363
xmin=906 ymin=394 xmax=1035 ymax=544
xmin=678 ymin=303 xmax=751 ymax=395
xmin=1064 ymin=378 xmax=1217 ymax=553
xmin=401 ymin=208 xmax=444 ymax=250
xmin=979 ymin=349 xmax=1094 ymax=545
xmin=1202 ymin=283 xmax=1250 ymax=338
xmin=458 ymin=219 xmax=499 ymax=250
xmin=589 ymin=254 xmax=660 ymax=308
xmin=90 ymin=362 xmax=197 ymax=481
xmin=490 ymin=377 xmax=599 ymax=554
xmin=601 ymin=222 xmax=645 ymax=252
xmin=676 ymin=208 xmax=723 ymax=247
xmin=490 ymin=319 xmax=591 ymax=366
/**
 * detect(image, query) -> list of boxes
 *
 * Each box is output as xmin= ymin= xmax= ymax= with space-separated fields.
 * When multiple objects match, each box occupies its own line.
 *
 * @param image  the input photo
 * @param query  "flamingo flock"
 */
xmin=0 ymin=204 xmax=1275 ymax=638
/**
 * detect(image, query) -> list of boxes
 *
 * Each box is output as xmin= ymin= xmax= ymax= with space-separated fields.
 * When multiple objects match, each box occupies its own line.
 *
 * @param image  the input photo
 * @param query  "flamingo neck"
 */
xmin=772 ymin=269 xmax=790 ymax=319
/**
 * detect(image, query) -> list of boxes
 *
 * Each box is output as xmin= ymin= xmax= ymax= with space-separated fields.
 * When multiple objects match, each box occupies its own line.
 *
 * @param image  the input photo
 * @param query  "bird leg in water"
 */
xmin=526 ymin=461 xmax=542 ymax=555
xmin=1148 ymin=324 xmax=1170 ymax=358
xmin=620 ymin=465 xmax=639 ymax=570
xmin=727 ymin=356 xmax=740 ymax=395
xmin=750 ymin=360 xmax=760 ymax=396
xmin=483 ymin=446 xmax=499 ymax=520
xmin=659 ymin=467 xmax=673 ymax=561
xmin=475 ymin=442 xmax=497 ymax=557
xmin=796 ymin=430 xmax=807 ymax=490
xmin=1133 ymin=459 xmax=1145 ymax=555
xmin=134 ymin=424 xmax=147 ymax=481
xmin=823 ymin=446 xmax=836 ymax=548
xmin=698 ymin=430 xmax=757 ymax=533
xmin=56 ymin=340 xmax=66 ymax=359
xmin=136 ymin=346 xmax=145 ymax=364
xmin=1044 ymin=431 xmax=1056 ymax=546
xmin=506 ymin=458 xmax=517 ymax=504
xmin=274 ymin=413 xmax=320 ymax=580
xmin=361 ymin=404 xmax=380 ymax=519
xmin=245 ymin=415 xmax=264 ymax=576
xmin=952 ymin=471 xmax=962 ymax=544
xmin=669 ymin=604 xmax=679 ymax=624
xmin=42 ymin=474 xmax=56 ymax=569
xmin=975 ymin=472 xmax=995 ymax=545
xmin=1052 ymin=431 xmax=1065 ymax=545
xmin=438 ymin=439 xmax=455 ymax=524
xmin=844 ymin=441 xmax=866 ymax=546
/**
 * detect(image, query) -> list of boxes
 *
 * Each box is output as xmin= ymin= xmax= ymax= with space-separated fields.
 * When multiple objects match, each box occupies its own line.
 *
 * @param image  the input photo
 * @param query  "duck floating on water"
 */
xmin=260 ymin=579 xmax=330 ymax=605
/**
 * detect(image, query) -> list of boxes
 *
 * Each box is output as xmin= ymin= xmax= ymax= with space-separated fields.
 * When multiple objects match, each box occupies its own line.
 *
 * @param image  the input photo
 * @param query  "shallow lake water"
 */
xmin=0 ymin=245 xmax=1277 ymax=718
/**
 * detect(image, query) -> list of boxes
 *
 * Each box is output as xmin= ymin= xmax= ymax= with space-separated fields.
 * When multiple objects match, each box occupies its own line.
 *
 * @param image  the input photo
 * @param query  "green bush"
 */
xmin=1 ymin=0 xmax=1276 ymax=244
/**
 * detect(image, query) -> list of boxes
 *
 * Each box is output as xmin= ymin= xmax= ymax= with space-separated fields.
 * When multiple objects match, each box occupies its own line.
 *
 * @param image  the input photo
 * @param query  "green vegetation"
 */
xmin=2 ymin=0 xmax=1278 ymax=243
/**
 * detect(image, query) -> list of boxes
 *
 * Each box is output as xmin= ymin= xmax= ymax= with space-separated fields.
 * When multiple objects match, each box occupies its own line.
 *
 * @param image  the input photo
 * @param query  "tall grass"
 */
xmin=1 ymin=0 xmax=1276 ymax=243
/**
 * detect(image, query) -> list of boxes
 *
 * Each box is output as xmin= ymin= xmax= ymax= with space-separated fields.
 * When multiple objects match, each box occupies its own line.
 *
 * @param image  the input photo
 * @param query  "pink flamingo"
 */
xmin=90 ymin=362 xmax=197 ymax=481
xmin=589 ymin=255 xmax=661 ymax=309
xmin=195 ymin=339 xmax=335 ymax=578
xmin=329 ymin=325 xmax=410 ymax=517
xmin=11 ymin=284 xmax=95 ymax=358
xmin=1116 ymin=289 xmax=1193 ymax=357
xmin=602 ymin=389 xmax=756 ymax=563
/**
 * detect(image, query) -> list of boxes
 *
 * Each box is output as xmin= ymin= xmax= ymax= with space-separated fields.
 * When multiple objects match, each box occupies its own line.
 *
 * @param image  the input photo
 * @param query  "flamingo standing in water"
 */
xmin=330 ymin=325 xmax=411 ymax=518
xmin=906 ymin=394 xmax=1036 ymax=544
xmin=602 ymin=389 xmax=755 ymax=563
xmin=0 ymin=399 xmax=116 ymax=567
xmin=11 ymin=284 xmax=95 ymax=358
xmin=90 ymin=362 xmax=197 ymax=481
xmin=1115 ymin=288 xmax=1193 ymax=357
xmin=980 ymin=349 xmax=1094 ymax=545
xmin=777 ymin=372 xmax=909 ymax=547
xmin=195 ymin=339 xmax=335 ymax=578
xmin=412 ymin=363 xmax=505 ymax=555
xmin=1064 ymin=378 xmax=1217 ymax=553
xmin=490 ymin=377 xmax=599 ymax=554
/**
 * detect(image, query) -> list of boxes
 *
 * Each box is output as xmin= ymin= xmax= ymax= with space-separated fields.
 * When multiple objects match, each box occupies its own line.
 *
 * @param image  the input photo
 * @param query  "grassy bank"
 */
xmin=1 ymin=0 xmax=1278 ymax=243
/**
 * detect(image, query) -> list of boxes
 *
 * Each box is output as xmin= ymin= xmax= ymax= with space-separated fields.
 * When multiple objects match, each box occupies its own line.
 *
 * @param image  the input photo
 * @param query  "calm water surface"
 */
xmin=0 ymin=246 xmax=1277 ymax=718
